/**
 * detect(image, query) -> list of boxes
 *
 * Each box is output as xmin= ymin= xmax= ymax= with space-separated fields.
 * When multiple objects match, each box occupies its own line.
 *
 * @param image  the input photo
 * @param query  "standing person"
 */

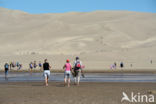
xmin=114 ymin=62 xmax=117 ymax=69
xmin=73 ymin=57 xmax=83 ymax=85
xmin=29 ymin=62 xmax=33 ymax=74
xmin=110 ymin=64 xmax=114 ymax=69
xmin=9 ymin=62 xmax=12 ymax=70
xmin=12 ymin=62 xmax=15 ymax=68
xmin=63 ymin=59 xmax=72 ymax=87
xmin=4 ymin=63 xmax=9 ymax=80
xmin=18 ymin=64 xmax=22 ymax=70
xmin=16 ymin=62 xmax=19 ymax=67
xmin=38 ymin=61 xmax=42 ymax=71
xmin=33 ymin=61 xmax=37 ymax=69
xmin=120 ymin=62 xmax=124 ymax=69
xmin=43 ymin=59 xmax=51 ymax=86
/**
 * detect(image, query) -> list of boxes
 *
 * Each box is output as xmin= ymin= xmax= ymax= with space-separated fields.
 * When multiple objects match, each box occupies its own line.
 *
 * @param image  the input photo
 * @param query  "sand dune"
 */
xmin=0 ymin=7 xmax=156 ymax=69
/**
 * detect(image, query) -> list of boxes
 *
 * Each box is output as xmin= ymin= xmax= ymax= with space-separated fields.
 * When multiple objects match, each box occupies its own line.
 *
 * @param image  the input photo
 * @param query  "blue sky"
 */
xmin=0 ymin=0 xmax=156 ymax=14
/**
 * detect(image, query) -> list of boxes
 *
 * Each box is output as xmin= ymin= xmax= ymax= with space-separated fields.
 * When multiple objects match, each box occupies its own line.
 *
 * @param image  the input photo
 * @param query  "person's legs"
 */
xmin=64 ymin=78 xmax=67 ymax=86
xmin=64 ymin=72 xmax=67 ymax=86
xmin=44 ymin=71 xmax=49 ymax=86
xmin=74 ymin=70 xmax=79 ymax=85
xmin=5 ymin=70 xmax=8 ymax=80
xmin=77 ymin=76 xmax=80 ymax=85
xmin=74 ymin=70 xmax=77 ymax=84
xmin=40 ymin=67 xmax=42 ymax=72
xmin=45 ymin=76 xmax=48 ymax=86
xmin=77 ymin=71 xmax=80 ymax=85
xmin=47 ymin=75 xmax=49 ymax=83
xmin=64 ymin=77 xmax=67 ymax=83
xmin=67 ymin=73 xmax=71 ymax=87
xmin=30 ymin=68 xmax=32 ymax=75
xmin=46 ymin=71 xmax=50 ymax=86
xmin=74 ymin=77 xmax=76 ymax=85
xmin=5 ymin=72 xmax=7 ymax=80
xmin=67 ymin=78 xmax=70 ymax=87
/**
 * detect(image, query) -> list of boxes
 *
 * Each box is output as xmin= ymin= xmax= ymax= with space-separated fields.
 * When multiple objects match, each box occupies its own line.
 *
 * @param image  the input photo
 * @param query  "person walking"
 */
xmin=73 ymin=57 xmax=83 ymax=85
xmin=43 ymin=59 xmax=51 ymax=86
xmin=4 ymin=63 xmax=9 ymax=80
xmin=63 ymin=59 xmax=72 ymax=87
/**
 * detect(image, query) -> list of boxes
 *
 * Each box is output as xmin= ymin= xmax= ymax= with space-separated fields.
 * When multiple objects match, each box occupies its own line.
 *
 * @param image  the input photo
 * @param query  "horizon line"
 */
xmin=1 ymin=7 xmax=156 ymax=15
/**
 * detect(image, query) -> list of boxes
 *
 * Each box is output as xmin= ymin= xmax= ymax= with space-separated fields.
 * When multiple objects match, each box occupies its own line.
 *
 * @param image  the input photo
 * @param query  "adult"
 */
xmin=33 ymin=61 xmax=37 ymax=69
xmin=120 ymin=62 xmax=124 ymax=69
xmin=73 ymin=57 xmax=83 ymax=85
xmin=63 ymin=59 xmax=72 ymax=87
xmin=114 ymin=62 xmax=117 ymax=69
xmin=4 ymin=63 xmax=9 ymax=80
xmin=38 ymin=61 xmax=42 ymax=71
xmin=29 ymin=62 xmax=33 ymax=74
xmin=43 ymin=59 xmax=51 ymax=86
xmin=18 ymin=64 xmax=22 ymax=70
xmin=9 ymin=62 xmax=12 ymax=70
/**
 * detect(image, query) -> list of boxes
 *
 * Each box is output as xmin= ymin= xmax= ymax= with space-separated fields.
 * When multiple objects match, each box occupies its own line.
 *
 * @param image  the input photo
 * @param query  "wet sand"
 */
xmin=1 ymin=69 xmax=156 ymax=73
xmin=0 ymin=82 xmax=155 ymax=104
xmin=0 ymin=72 xmax=156 ymax=82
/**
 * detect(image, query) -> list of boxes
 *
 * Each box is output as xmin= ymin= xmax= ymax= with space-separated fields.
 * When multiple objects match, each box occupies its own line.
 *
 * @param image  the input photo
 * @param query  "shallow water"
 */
xmin=0 ymin=72 xmax=156 ymax=82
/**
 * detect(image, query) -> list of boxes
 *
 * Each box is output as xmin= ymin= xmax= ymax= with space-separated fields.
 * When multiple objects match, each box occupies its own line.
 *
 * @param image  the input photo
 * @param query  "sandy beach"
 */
xmin=0 ymin=71 xmax=155 ymax=104
xmin=0 ymin=82 xmax=155 ymax=104
xmin=0 ymin=6 xmax=156 ymax=104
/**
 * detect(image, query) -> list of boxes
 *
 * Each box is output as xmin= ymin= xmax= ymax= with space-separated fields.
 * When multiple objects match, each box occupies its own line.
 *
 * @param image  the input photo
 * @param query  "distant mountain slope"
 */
xmin=0 ymin=7 xmax=156 ymax=69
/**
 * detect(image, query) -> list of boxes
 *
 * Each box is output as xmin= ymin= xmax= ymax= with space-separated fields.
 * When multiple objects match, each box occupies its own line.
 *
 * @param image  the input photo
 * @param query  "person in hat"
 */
xmin=63 ymin=59 xmax=72 ymax=87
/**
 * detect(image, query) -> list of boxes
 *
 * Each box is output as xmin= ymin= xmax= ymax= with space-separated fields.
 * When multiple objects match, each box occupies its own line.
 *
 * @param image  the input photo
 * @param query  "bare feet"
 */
xmin=68 ymin=84 xmax=70 ymax=87
xmin=45 ymin=83 xmax=48 ymax=86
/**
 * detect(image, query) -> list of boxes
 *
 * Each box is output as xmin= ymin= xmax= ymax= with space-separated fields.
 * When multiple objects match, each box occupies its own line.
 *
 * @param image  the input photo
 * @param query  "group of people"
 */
xmin=29 ymin=61 xmax=42 ymax=71
xmin=9 ymin=62 xmax=22 ymax=70
xmin=4 ymin=62 xmax=22 ymax=80
xmin=43 ymin=57 xmax=84 ymax=87
xmin=4 ymin=56 xmax=85 ymax=87
xmin=110 ymin=62 xmax=124 ymax=69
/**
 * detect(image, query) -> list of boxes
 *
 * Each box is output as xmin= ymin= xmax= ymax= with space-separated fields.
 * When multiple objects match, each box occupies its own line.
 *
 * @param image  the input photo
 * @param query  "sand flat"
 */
xmin=0 ymin=82 xmax=155 ymax=104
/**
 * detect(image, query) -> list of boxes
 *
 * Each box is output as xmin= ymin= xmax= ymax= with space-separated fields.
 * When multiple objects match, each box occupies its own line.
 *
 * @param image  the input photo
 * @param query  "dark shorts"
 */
xmin=74 ymin=70 xmax=80 ymax=77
